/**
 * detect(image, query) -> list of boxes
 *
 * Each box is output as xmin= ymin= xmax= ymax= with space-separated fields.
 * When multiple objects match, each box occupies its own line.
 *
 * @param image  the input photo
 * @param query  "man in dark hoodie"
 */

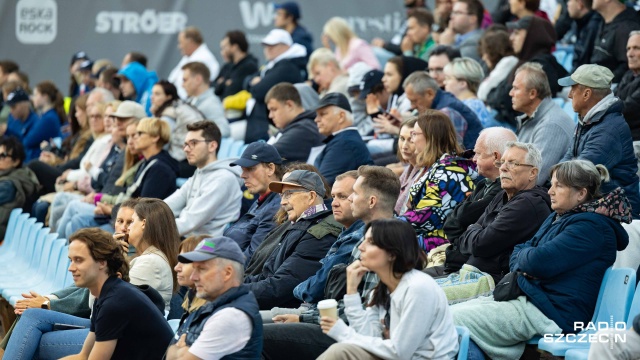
xmin=591 ymin=0 xmax=640 ymax=83
xmin=265 ymin=83 xmax=323 ymax=164
xmin=567 ymin=0 xmax=603 ymax=70
xmin=434 ymin=142 xmax=552 ymax=303
xmin=486 ymin=16 xmax=568 ymax=128
xmin=615 ymin=30 xmax=640 ymax=173
xmin=244 ymin=29 xmax=307 ymax=143
xmin=215 ymin=30 xmax=259 ymax=101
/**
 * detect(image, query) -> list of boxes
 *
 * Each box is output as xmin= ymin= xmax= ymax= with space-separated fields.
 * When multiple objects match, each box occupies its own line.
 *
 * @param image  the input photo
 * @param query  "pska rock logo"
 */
xmin=16 ymin=0 xmax=57 ymax=44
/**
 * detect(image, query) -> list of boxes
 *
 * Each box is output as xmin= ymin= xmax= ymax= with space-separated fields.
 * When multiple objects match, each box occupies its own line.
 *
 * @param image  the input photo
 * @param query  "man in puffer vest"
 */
xmin=167 ymin=236 xmax=263 ymax=359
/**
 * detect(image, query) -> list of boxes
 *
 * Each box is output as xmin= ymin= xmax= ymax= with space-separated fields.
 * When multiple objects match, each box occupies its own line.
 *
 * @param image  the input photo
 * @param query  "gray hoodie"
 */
xmin=164 ymin=158 xmax=242 ymax=237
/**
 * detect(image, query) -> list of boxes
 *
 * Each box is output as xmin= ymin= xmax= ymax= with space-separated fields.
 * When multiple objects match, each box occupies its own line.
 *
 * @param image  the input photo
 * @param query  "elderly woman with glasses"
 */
xmin=398 ymin=110 xmax=477 ymax=253
xmin=450 ymin=159 xmax=632 ymax=360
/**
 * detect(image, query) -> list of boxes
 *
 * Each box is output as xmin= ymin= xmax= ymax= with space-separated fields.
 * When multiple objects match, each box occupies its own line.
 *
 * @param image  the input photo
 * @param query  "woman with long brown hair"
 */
xmin=399 ymin=110 xmax=477 ymax=252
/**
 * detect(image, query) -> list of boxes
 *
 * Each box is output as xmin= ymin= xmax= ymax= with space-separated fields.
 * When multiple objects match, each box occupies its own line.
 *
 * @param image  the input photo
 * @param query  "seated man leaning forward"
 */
xmin=244 ymin=170 xmax=341 ymax=310
xmin=61 ymin=228 xmax=173 ymax=360
xmin=166 ymin=236 xmax=263 ymax=360
xmin=434 ymin=142 xmax=551 ymax=304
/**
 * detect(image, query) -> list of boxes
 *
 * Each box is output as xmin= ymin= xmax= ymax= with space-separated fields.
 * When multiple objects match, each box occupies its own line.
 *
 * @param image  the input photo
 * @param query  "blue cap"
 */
xmin=178 ymin=237 xmax=245 ymax=264
xmin=70 ymin=51 xmax=90 ymax=66
xmin=5 ymin=88 xmax=30 ymax=106
xmin=315 ymin=92 xmax=352 ymax=112
xmin=274 ymin=2 xmax=301 ymax=20
xmin=230 ymin=142 xmax=283 ymax=168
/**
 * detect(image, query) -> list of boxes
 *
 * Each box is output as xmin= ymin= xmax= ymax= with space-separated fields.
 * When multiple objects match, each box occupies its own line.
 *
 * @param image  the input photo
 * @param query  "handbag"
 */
xmin=493 ymin=271 xmax=523 ymax=301
xmin=324 ymin=263 xmax=348 ymax=300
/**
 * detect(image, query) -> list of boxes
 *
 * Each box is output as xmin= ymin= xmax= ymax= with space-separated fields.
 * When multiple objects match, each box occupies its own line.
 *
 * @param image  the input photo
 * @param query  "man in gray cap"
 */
xmin=244 ymin=170 xmax=341 ymax=310
xmin=313 ymin=92 xmax=373 ymax=185
xmin=559 ymin=64 xmax=640 ymax=218
xmin=166 ymin=237 xmax=263 ymax=360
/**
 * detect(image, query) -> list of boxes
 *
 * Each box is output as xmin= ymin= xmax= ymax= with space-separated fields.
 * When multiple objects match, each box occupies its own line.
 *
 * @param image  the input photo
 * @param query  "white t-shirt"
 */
xmin=189 ymin=308 xmax=252 ymax=360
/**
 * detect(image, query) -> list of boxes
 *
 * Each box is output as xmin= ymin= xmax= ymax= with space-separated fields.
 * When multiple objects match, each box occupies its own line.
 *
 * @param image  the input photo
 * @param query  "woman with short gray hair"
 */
xmin=443 ymin=58 xmax=500 ymax=128
xmin=451 ymin=159 xmax=632 ymax=360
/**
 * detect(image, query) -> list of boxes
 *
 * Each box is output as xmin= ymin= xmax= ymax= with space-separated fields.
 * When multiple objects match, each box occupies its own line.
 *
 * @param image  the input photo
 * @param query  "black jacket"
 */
xmin=132 ymin=150 xmax=179 ymax=199
xmin=458 ymin=186 xmax=551 ymax=281
xmin=213 ymin=54 xmax=259 ymax=100
xmin=615 ymin=70 xmax=640 ymax=140
xmin=591 ymin=7 xmax=640 ymax=83
xmin=272 ymin=110 xmax=324 ymax=164
xmin=572 ymin=11 xmax=604 ymax=70
xmin=244 ymin=209 xmax=341 ymax=310
xmin=444 ymin=178 xmax=503 ymax=273
xmin=245 ymin=57 xmax=306 ymax=143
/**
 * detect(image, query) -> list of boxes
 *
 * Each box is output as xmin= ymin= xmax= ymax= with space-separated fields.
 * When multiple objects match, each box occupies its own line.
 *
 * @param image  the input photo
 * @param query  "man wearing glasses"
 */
xmin=244 ymin=170 xmax=341 ymax=310
xmin=432 ymin=141 xmax=551 ymax=303
xmin=164 ymin=120 xmax=242 ymax=237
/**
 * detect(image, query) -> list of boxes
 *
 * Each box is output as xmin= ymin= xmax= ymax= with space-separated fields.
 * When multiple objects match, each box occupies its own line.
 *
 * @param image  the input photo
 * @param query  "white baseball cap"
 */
xmin=261 ymin=29 xmax=293 ymax=46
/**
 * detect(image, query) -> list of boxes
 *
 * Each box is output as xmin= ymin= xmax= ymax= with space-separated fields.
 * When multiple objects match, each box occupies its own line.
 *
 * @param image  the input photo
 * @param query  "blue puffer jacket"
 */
xmin=510 ymin=188 xmax=631 ymax=333
xmin=224 ymin=191 xmax=281 ymax=263
xmin=432 ymin=90 xmax=482 ymax=150
xmin=118 ymin=62 xmax=158 ymax=115
xmin=562 ymin=94 xmax=640 ymax=218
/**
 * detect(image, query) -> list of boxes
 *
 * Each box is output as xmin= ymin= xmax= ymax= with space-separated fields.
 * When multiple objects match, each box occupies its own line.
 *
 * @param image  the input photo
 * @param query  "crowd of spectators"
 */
xmin=1 ymin=0 xmax=640 ymax=358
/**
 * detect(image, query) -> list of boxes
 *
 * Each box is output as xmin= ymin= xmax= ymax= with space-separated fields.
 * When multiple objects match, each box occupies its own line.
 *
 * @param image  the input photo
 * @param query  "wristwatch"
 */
xmin=41 ymin=300 xmax=50 ymax=309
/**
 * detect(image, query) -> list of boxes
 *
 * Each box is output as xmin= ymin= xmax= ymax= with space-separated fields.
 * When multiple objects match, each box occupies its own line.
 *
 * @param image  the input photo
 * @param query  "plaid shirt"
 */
xmin=300 ymin=236 xmax=379 ymax=324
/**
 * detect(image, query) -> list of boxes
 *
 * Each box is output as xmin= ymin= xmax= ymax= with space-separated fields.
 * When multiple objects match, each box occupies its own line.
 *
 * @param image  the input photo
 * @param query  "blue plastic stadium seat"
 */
xmin=217 ymin=138 xmax=233 ymax=159
xmin=538 ymin=267 xmax=636 ymax=356
xmin=456 ymin=326 xmax=470 ymax=360
xmin=565 ymin=348 xmax=589 ymax=360
xmin=176 ymin=178 xmax=188 ymax=188
xmin=552 ymin=98 xmax=564 ymax=107
xmin=168 ymin=319 xmax=180 ymax=334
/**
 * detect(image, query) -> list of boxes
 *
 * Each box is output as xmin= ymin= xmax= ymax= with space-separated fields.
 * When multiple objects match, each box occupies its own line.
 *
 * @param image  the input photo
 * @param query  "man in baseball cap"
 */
xmin=225 ymin=142 xmax=284 ymax=261
xmin=559 ymin=63 xmax=640 ymax=219
xmin=273 ymin=1 xmax=313 ymax=57
xmin=243 ymin=169 xmax=340 ymax=310
xmin=167 ymin=236 xmax=263 ymax=359
xmin=313 ymin=92 xmax=373 ymax=185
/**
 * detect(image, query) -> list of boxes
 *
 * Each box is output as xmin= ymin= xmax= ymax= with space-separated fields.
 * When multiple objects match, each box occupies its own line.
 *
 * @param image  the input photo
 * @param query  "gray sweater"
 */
xmin=517 ymin=97 xmax=574 ymax=185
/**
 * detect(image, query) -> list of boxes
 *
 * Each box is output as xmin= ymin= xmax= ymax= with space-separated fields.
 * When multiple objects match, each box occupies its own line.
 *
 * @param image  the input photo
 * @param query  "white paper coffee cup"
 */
xmin=317 ymin=299 xmax=338 ymax=320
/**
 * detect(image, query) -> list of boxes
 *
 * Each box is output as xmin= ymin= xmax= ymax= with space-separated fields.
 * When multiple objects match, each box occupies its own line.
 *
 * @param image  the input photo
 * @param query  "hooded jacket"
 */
xmin=132 ymin=149 xmax=179 ymax=200
xmin=268 ymin=110 xmax=324 ymax=164
xmin=459 ymin=187 xmax=551 ymax=281
xmin=401 ymin=153 xmax=478 ymax=252
xmin=511 ymin=188 xmax=631 ymax=333
xmin=164 ymin=158 xmax=242 ymax=237
xmin=562 ymin=94 xmax=640 ymax=218
xmin=572 ymin=11 xmax=603 ymax=70
xmin=591 ymin=7 xmax=640 ymax=83
xmin=246 ymin=44 xmax=307 ymax=143
xmin=214 ymin=54 xmax=259 ymax=99
xmin=118 ymin=62 xmax=158 ymax=115
xmin=486 ymin=17 xmax=568 ymax=127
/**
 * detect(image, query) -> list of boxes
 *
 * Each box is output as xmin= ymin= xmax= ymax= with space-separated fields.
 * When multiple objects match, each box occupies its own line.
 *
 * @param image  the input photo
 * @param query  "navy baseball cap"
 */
xmin=358 ymin=70 xmax=384 ymax=100
xmin=5 ymin=88 xmax=30 ymax=106
xmin=79 ymin=59 xmax=94 ymax=72
xmin=230 ymin=142 xmax=283 ymax=168
xmin=70 ymin=51 xmax=90 ymax=66
xmin=274 ymin=2 xmax=301 ymax=20
xmin=268 ymin=170 xmax=326 ymax=198
xmin=315 ymin=92 xmax=352 ymax=113
xmin=178 ymin=237 xmax=245 ymax=264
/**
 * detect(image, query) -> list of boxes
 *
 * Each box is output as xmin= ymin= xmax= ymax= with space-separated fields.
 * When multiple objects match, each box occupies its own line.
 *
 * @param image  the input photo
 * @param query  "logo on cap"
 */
xmin=198 ymin=240 xmax=216 ymax=252
xmin=251 ymin=155 xmax=258 ymax=159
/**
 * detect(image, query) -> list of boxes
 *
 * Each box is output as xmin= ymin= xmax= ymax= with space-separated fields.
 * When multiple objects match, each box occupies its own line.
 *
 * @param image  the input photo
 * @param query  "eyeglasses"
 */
xmin=410 ymin=131 xmax=423 ymax=139
xmin=282 ymin=189 xmax=310 ymax=200
xmin=494 ymin=160 xmax=535 ymax=169
xmin=183 ymin=139 xmax=211 ymax=149
xmin=0 ymin=153 xmax=10 ymax=159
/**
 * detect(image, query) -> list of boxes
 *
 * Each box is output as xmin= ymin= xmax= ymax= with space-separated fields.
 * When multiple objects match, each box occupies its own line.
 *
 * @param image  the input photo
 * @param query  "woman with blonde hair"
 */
xmin=322 ymin=17 xmax=380 ymax=71
xmin=399 ymin=110 xmax=477 ymax=252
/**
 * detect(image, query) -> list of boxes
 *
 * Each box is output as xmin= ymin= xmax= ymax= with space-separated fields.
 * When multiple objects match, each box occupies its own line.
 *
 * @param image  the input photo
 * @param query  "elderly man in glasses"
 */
xmin=429 ymin=141 xmax=551 ymax=304
xmin=244 ymin=169 xmax=341 ymax=310
xmin=164 ymin=120 xmax=242 ymax=237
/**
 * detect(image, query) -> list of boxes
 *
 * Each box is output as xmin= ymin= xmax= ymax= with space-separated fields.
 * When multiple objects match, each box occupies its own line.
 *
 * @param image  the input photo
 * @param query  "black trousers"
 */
xmin=262 ymin=323 xmax=335 ymax=360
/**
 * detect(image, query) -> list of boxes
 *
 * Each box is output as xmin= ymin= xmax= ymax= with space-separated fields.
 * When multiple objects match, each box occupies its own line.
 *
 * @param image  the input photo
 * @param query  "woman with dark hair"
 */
xmin=318 ymin=219 xmax=459 ymax=359
xmin=32 ymin=81 xmax=67 ymax=126
xmin=452 ymin=159 xmax=631 ymax=359
xmin=477 ymin=28 xmax=517 ymax=102
xmin=127 ymin=197 xmax=180 ymax=309
xmin=0 ymin=137 xmax=39 ymax=237
xmin=399 ymin=110 xmax=477 ymax=252
xmin=150 ymin=80 xmax=180 ymax=127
